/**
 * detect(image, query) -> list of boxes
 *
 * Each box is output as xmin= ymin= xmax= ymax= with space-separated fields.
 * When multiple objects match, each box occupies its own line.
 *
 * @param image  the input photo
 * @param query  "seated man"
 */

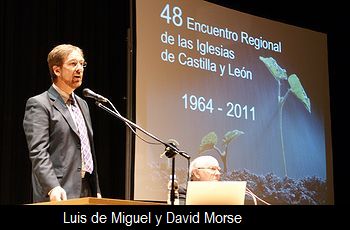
xmin=179 ymin=155 xmax=221 ymax=204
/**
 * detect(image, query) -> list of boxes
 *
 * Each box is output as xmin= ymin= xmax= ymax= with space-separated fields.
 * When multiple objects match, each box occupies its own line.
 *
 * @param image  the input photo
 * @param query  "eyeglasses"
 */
xmin=196 ymin=166 xmax=222 ymax=174
xmin=63 ymin=60 xmax=87 ymax=70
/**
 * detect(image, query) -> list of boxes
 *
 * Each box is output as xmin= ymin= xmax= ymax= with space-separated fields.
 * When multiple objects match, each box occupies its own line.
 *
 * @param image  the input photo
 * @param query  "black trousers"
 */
xmin=80 ymin=175 xmax=92 ymax=197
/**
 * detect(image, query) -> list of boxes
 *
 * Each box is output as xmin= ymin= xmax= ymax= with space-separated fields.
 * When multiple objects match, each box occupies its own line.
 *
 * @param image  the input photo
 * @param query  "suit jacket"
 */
xmin=23 ymin=86 xmax=101 ymax=202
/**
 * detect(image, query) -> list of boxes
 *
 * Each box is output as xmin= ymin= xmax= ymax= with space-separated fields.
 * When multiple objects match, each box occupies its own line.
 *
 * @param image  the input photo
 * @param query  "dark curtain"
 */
xmin=0 ymin=0 xmax=129 ymax=204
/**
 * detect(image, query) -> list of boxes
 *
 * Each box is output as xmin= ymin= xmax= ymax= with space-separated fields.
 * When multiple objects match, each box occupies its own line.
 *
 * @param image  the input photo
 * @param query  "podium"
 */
xmin=31 ymin=197 xmax=165 ymax=205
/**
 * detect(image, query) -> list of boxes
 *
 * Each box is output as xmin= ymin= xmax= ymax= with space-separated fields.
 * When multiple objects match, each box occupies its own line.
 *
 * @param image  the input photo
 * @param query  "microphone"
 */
xmin=160 ymin=139 xmax=179 ymax=158
xmin=160 ymin=139 xmax=190 ymax=159
xmin=83 ymin=88 xmax=108 ymax=102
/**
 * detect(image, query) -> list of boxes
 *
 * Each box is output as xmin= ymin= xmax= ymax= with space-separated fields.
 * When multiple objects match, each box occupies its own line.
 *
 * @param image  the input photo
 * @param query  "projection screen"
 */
xmin=131 ymin=0 xmax=333 ymax=204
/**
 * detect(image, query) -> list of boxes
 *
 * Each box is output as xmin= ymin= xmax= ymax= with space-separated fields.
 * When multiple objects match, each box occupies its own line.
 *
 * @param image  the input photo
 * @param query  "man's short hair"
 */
xmin=189 ymin=155 xmax=219 ymax=179
xmin=47 ymin=44 xmax=84 ymax=81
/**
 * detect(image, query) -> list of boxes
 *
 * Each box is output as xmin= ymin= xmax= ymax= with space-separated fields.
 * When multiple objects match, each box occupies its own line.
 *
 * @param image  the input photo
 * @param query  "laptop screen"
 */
xmin=185 ymin=181 xmax=247 ymax=205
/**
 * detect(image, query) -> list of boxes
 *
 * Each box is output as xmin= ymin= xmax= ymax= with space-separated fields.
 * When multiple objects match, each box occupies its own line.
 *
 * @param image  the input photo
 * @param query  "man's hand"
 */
xmin=49 ymin=186 xmax=67 ymax=201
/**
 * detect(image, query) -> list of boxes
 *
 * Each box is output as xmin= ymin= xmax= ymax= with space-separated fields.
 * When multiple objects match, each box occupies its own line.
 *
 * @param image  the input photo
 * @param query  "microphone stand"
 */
xmin=95 ymin=101 xmax=190 ymax=205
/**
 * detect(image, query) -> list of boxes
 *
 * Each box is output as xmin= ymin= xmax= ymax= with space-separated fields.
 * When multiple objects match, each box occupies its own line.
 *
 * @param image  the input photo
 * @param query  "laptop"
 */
xmin=185 ymin=181 xmax=247 ymax=205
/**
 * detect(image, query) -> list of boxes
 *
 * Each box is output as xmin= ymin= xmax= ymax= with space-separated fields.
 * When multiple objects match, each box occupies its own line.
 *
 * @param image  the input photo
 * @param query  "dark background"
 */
xmin=0 ymin=0 xmax=345 ymax=207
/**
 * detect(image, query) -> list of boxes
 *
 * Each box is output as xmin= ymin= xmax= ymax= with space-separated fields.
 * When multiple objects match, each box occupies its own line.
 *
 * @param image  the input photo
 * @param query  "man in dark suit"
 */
xmin=23 ymin=44 xmax=101 ymax=203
